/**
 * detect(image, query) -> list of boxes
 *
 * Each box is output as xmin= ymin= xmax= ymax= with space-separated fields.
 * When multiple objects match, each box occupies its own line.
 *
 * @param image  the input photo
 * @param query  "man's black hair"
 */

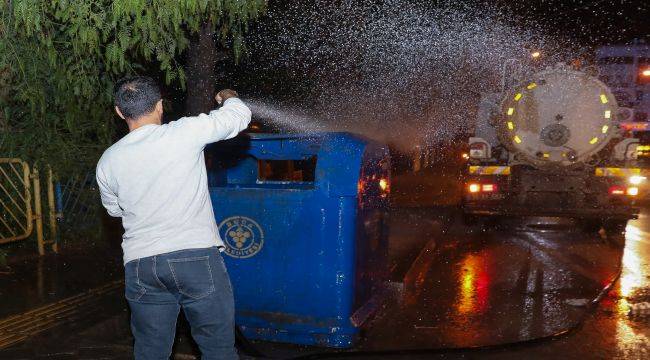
xmin=114 ymin=76 xmax=161 ymax=120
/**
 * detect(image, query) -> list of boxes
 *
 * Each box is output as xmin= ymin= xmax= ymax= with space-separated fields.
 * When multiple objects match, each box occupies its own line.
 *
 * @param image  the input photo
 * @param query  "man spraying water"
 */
xmin=96 ymin=76 xmax=250 ymax=360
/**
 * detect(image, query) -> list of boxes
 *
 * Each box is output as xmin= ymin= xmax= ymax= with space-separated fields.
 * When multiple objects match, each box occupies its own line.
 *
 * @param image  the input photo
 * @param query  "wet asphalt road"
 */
xmin=359 ymin=211 xmax=627 ymax=352
xmin=347 ymin=209 xmax=649 ymax=360
xmin=1 ymin=207 xmax=649 ymax=359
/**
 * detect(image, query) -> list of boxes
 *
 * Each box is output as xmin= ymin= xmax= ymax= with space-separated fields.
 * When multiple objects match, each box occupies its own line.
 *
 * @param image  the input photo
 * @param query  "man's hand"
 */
xmin=215 ymin=89 xmax=239 ymax=105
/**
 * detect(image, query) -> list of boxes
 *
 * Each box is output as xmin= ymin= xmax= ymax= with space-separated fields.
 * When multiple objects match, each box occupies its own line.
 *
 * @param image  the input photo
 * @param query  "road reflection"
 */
xmin=612 ymin=221 xmax=650 ymax=356
xmin=620 ymin=223 xmax=648 ymax=295
xmin=456 ymin=254 xmax=489 ymax=315
xmin=362 ymin=216 xmax=628 ymax=350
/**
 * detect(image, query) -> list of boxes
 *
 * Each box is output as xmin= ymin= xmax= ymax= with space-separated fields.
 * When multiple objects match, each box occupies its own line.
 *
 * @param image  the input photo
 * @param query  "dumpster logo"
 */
xmin=219 ymin=216 xmax=264 ymax=258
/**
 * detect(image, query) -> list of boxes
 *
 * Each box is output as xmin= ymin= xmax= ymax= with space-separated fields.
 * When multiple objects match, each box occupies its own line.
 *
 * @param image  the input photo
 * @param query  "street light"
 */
xmin=640 ymin=68 xmax=650 ymax=85
xmin=531 ymin=51 xmax=541 ymax=59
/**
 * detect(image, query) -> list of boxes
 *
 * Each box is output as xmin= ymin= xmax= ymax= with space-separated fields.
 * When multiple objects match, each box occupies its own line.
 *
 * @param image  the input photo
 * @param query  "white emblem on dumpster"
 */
xmin=219 ymin=216 xmax=264 ymax=258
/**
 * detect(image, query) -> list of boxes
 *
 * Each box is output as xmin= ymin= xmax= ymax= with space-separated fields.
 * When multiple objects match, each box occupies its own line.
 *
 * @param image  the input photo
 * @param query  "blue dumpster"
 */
xmin=206 ymin=132 xmax=391 ymax=348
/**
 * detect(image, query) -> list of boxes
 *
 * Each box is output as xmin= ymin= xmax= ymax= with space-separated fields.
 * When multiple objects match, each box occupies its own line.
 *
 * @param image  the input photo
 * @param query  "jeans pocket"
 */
xmin=168 ymin=256 xmax=215 ymax=299
xmin=124 ymin=259 xmax=146 ymax=301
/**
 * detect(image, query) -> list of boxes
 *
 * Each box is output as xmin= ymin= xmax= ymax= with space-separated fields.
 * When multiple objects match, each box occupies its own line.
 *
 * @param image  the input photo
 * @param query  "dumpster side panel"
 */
xmin=206 ymin=132 xmax=386 ymax=348
xmin=211 ymin=189 xmax=359 ymax=347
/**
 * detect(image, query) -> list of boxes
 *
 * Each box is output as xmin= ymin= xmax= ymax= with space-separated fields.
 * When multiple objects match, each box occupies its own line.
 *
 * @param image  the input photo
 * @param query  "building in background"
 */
xmin=596 ymin=40 xmax=650 ymax=134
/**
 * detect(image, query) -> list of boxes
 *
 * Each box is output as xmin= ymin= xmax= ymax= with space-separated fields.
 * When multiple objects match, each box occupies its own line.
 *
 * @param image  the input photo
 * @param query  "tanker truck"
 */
xmin=463 ymin=64 xmax=642 ymax=232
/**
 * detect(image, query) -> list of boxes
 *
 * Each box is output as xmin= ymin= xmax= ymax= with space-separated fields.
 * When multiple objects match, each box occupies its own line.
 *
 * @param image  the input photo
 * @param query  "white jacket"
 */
xmin=96 ymin=98 xmax=251 ymax=264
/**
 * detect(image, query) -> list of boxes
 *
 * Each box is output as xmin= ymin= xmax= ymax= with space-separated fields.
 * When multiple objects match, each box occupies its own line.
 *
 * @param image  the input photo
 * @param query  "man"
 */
xmin=96 ymin=76 xmax=251 ymax=360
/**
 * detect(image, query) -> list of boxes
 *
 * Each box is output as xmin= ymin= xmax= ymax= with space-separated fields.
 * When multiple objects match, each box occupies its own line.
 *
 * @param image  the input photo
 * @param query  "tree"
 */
xmin=185 ymin=20 xmax=226 ymax=115
xmin=0 ymin=0 xmax=265 ymax=175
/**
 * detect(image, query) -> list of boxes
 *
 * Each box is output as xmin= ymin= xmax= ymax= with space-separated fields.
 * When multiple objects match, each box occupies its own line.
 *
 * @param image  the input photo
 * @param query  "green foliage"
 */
xmin=0 ymin=0 xmax=265 ymax=175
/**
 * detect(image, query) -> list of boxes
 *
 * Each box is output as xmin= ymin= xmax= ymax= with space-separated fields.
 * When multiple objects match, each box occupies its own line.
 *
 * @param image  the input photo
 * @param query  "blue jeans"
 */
xmin=124 ymin=247 xmax=237 ymax=360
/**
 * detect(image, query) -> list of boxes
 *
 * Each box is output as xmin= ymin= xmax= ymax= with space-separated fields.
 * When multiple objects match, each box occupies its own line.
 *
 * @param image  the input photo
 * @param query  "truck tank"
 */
xmin=495 ymin=67 xmax=619 ymax=168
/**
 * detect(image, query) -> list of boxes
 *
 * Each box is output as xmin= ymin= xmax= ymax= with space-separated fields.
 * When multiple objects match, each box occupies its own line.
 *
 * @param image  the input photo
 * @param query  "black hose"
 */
xmin=235 ymin=325 xmax=267 ymax=358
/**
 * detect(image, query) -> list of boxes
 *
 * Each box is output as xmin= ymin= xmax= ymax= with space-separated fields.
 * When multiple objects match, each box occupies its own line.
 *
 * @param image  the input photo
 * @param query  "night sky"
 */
xmin=263 ymin=0 xmax=649 ymax=46
xmin=494 ymin=0 xmax=648 ymax=45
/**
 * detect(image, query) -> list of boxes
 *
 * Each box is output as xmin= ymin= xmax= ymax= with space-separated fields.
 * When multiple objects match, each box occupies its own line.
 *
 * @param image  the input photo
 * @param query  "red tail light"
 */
xmin=467 ymin=183 xmax=498 ymax=193
xmin=609 ymin=185 xmax=639 ymax=196
xmin=609 ymin=186 xmax=625 ymax=195
xmin=481 ymin=184 xmax=497 ymax=192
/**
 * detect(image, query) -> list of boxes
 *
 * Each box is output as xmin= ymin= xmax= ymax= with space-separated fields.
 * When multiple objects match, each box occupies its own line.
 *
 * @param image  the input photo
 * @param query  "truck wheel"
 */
xmin=463 ymin=214 xmax=479 ymax=227
xmin=603 ymin=220 xmax=628 ymax=235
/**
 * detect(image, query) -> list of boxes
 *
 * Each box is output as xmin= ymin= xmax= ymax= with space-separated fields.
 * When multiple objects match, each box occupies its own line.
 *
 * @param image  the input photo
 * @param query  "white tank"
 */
xmin=496 ymin=67 xmax=619 ymax=168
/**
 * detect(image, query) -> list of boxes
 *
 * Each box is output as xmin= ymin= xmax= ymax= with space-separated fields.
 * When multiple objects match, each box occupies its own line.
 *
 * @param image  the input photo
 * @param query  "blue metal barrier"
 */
xmin=54 ymin=182 xmax=63 ymax=215
xmin=207 ymin=132 xmax=391 ymax=348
